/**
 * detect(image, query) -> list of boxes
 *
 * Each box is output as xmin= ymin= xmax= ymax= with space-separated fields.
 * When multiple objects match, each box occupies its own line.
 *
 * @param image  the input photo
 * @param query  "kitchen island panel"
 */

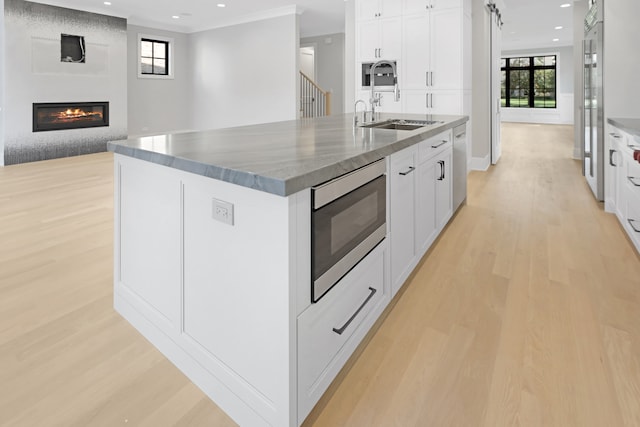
xmin=114 ymin=154 xmax=308 ymax=427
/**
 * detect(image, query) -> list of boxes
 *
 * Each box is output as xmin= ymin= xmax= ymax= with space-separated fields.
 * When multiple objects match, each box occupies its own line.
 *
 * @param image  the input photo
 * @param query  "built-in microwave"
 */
xmin=311 ymin=160 xmax=386 ymax=302
xmin=361 ymin=61 xmax=397 ymax=90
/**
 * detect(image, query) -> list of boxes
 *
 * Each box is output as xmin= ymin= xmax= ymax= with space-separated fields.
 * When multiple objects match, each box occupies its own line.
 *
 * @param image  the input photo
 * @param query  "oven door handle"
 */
xmin=332 ymin=287 xmax=377 ymax=335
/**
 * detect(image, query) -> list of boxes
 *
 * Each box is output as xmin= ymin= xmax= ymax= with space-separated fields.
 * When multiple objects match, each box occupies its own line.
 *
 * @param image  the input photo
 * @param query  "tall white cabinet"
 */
xmin=355 ymin=0 xmax=471 ymax=116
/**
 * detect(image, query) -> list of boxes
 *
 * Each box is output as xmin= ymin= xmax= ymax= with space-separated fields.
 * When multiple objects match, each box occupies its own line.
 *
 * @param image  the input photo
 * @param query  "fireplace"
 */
xmin=33 ymin=102 xmax=109 ymax=132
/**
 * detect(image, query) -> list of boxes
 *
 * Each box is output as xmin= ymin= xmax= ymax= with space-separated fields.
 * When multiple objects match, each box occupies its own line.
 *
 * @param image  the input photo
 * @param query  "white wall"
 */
xmin=3 ymin=0 xmax=127 ymax=165
xmin=501 ymin=46 xmax=574 ymax=125
xmin=300 ymin=33 xmax=345 ymax=115
xmin=604 ymin=0 xmax=640 ymax=119
xmin=189 ymin=14 xmax=299 ymax=131
xmin=127 ymin=25 xmax=191 ymax=137
xmin=471 ymin=0 xmax=491 ymax=168
xmin=344 ymin=0 xmax=355 ymax=113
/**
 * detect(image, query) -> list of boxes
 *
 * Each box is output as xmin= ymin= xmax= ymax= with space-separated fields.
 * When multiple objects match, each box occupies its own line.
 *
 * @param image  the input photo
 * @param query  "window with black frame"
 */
xmin=140 ymin=38 xmax=169 ymax=76
xmin=501 ymin=55 xmax=557 ymax=108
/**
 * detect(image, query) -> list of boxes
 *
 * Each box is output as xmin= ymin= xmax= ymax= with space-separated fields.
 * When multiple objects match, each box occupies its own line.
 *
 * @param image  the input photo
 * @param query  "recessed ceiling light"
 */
xmin=217 ymin=3 xmax=226 ymax=7
xmin=555 ymin=26 xmax=563 ymax=30
xmin=560 ymin=3 xmax=571 ymax=7
xmin=103 ymin=1 xmax=111 ymax=5
xmin=553 ymin=38 xmax=560 ymax=42
xmin=172 ymin=15 xmax=180 ymax=19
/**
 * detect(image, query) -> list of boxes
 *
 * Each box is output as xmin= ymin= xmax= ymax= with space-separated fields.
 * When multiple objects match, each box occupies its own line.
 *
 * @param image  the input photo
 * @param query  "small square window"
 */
xmin=140 ymin=38 xmax=168 ymax=75
xmin=138 ymin=34 xmax=174 ymax=79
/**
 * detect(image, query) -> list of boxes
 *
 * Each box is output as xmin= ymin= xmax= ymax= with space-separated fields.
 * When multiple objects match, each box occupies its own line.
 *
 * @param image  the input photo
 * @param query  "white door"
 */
xmin=402 ymin=14 xmax=430 ymax=90
xmin=300 ymin=46 xmax=315 ymax=81
xmin=490 ymin=10 xmax=502 ymax=165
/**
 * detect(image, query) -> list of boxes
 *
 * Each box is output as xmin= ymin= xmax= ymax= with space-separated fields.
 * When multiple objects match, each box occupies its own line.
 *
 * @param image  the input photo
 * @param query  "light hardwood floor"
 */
xmin=2 ymin=123 xmax=640 ymax=426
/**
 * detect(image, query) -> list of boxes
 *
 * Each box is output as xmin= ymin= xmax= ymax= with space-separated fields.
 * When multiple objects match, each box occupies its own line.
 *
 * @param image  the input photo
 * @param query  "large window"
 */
xmin=137 ymin=34 xmax=174 ymax=79
xmin=501 ymin=55 xmax=556 ymax=108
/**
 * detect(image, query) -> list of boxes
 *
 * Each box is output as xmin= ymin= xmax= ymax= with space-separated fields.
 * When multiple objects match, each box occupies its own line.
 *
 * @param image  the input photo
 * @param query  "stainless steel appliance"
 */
xmin=583 ymin=0 xmax=604 ymax=201
xmin=452 ymin=124 xmax=467 ymax=212
xmin=311 ymin=159 xmax=386 ymax=302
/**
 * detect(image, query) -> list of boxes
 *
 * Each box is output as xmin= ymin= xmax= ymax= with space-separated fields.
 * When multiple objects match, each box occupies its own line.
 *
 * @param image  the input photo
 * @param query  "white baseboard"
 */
xmin=470 ymin=154 xmax=491 ymax=171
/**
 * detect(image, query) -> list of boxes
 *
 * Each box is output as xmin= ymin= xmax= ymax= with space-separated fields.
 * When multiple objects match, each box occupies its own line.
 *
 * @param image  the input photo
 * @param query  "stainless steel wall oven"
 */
xmin=311 ymin=159 xmax=387 ymax=302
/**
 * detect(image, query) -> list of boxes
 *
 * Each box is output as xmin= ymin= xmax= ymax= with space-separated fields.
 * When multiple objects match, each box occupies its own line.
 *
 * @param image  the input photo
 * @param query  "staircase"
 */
xmin=299 ymin=72 xmax=331 ymax=118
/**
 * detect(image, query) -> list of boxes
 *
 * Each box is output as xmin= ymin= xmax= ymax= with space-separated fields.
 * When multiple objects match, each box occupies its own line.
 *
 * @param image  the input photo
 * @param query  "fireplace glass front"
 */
xmin=33 ymin=102 xmax=109 ymax=132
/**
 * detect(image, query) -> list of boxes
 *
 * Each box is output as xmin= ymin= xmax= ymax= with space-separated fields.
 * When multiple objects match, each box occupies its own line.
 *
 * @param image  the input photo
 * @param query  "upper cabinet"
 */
xmin=358 ymin=17 xmax=402 ymax=62
xmin=403 ymin=0 xmax=463 ymax=15
xmin=355 ymin=0 xmax=471 ymax=116
xmin=359 ymin=0 xmax=402 ymax=21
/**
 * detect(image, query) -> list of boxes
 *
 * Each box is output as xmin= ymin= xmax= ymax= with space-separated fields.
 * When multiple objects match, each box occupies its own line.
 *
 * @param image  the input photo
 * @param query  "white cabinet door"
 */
xmin=430 ymin=8 xmax=462 ymax=91
xmin=430 ymin=91 xmax=463 ymax=115
xmin=403 ymin=0 xmax=430 ymax=15
xmin=378 ymin=92 xmax=403 ymax=113
xmin=359 ymin=20 xmax=380 ymax=62
xmin=381 ymin=0 xmax=403 ymax=18
xmin=435 ymin=148 xmax=453 ymax=230
xmin=390 ymin=146 xmax=417 ymax=295
xmin=359 ymin=0 xmax=402 ymax=20
xmin=615 ymin=138 xmax=626 ymax=222
xmin=605 ymin=130 xmax=621 ymax=213
xmin=358 ymin=18 xmax=401 ymax=62
xmin=403 ymin=90 xmax=428 ymax=114
xmin=379 ymin=17 xmax=402 ymax=60
xmin=403 ymin=14 xmax=430 ymax=90
xmin=359 ymin=0 xmax=381 ymax=20
xmin=416 ymin=157 xmax=437 ymax=255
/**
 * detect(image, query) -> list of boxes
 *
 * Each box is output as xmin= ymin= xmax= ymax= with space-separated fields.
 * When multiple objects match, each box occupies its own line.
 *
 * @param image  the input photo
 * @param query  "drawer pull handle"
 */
xmin=332 ymin=287 xmax=377 ymax=335
xmin=431 ymin=140 xmax=448 ymax=149
xmin=628 ymin=219 xmax=640 ymax=233
xmin=610 ymin=149 xmax=618 ymax=167
xmin=610 ymin=133 xmax=621 ymax=138
xmin=628 ymin=176 xmax=640 ymax=187
xmin=399 ymin=166 xmax=415 ymax=176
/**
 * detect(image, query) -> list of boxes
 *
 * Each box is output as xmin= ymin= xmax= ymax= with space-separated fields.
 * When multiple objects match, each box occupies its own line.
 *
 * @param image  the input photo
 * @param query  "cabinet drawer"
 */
xmin=419 ymin=130 xmax=452 ymax=164
xmin=625 ymin=190 xmax=640 ymax=254
xmin=297 ymin=243 xmax=387 ymax=421
xmin=624 ymin=152 xmax=640 ymax=199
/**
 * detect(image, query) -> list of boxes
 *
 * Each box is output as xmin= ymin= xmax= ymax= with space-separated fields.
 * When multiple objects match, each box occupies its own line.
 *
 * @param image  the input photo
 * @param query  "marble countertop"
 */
xmin=608 ymin=118 xmax=640 ymax=140
xmin=107 ymin=113 xmax=468 ymax=196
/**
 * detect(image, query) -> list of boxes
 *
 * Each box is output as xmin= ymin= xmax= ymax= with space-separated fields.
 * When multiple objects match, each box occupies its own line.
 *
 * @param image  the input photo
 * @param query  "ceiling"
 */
xmin=29 ymin=0 xmax=347 ymax=38
xmin=500 ymin=0 xmax=579 ymax=51
xmin=30 ymin=0 xmax=579 ymax=50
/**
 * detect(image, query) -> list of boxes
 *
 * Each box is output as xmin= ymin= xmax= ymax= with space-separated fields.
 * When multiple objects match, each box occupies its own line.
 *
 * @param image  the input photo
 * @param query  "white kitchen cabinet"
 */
xmin=606 ymin=129 xmax=623 ymax=214
xmin=435 ymin=147 xmax=453 ymax=230
xmin=401 ymin=6 xmax=464 ymax=115
xmin=415 ymin=155 xmax=437 ymax=255
xmin=358 ymin=17 xmax=402 ymax=62
xmin=359 ymin=0 xmax=402 ymax=20
xmin=390 ymin=145 xmax=417 ymax=295
xmin=607 ymin=122 xmax=640 ymax=254
xmin=297 ymin=242 xmax=388 ymax=424
xmin=403 ymin=90 xmax=463 ymax=115
xmin=390 ymin=130 xmax=453 ymax=295
xmin=403 ymin=9 xmax=461 ymax=91
xmin=403 ymin=0 xmax=465 ymax=15
xmin=356 ymin=0 xmax=470 ymax=117
xmin=416 ymin=131 xmax=452 ymax=254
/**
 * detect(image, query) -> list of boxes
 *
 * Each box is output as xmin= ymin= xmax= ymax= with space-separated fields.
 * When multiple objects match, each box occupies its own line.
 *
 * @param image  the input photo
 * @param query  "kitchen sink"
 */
xmin=359 ymin=119 xmax=443 ymax=130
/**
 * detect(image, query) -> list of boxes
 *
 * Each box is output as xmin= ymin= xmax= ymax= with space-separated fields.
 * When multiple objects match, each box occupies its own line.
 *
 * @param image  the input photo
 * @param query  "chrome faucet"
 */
xmin=369 ymin=60 xmax=400 ymax=121
xmin=354 ymin=99 xmax=367 ymax=126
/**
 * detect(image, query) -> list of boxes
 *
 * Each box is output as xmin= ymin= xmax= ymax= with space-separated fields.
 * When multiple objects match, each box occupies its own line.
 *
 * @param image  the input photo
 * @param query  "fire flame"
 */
xmin=56 ymin=108 xmax=103 ymax=120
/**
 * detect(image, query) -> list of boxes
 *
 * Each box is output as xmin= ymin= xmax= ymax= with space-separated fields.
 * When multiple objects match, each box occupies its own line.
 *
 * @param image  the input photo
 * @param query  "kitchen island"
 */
xmin=107 ymin=113 xmax=468 ymax=426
